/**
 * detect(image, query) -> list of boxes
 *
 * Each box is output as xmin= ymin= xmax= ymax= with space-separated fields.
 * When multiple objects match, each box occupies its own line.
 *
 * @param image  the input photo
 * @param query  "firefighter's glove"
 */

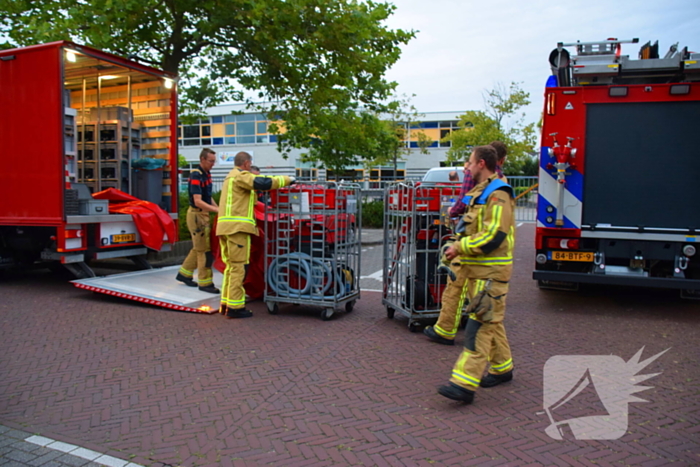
xmin=464 ymin=289 xmax=494 ymax=323
xmin=437 ymin=240 xmax=457 ymax=282
xmin=288 ymin=176 xmax=297 ymax=185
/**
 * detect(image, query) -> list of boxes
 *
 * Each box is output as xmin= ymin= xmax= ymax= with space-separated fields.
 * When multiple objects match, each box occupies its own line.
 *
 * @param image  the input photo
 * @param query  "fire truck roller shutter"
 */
xmin=582 ymin=101 xmax=700 ymax=231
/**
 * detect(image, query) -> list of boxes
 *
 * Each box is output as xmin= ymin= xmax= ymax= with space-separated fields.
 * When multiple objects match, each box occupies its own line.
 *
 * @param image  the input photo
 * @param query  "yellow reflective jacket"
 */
xmin=216 ymin=167 xmax=292 ymax=236
xmin=456 ymin=174 xmax=516 ymax=282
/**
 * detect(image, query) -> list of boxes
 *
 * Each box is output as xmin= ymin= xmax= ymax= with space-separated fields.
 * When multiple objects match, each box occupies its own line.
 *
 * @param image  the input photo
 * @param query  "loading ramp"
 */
xmin=72 ymin=265 xmax=221 ymax=313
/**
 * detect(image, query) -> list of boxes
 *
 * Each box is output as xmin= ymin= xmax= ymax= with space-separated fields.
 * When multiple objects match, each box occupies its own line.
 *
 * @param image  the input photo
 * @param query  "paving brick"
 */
xmin=1 ymin=224 xmax=699 ymax=466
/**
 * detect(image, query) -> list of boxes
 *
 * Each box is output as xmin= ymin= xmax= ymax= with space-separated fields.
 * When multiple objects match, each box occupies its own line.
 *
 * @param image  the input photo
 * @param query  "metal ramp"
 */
xmin=72 ymin=265 xmax=221 ymax=313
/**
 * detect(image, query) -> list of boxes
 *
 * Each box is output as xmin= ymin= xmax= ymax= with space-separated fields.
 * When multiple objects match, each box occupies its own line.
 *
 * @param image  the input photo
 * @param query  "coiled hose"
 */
xmin=267 ymin=252 xmax=350 ymax=300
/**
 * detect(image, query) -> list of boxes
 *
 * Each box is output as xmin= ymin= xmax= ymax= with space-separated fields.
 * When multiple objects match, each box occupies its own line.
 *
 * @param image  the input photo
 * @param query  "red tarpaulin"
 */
xmin=92 ymin=188 xmax=176 ymax=251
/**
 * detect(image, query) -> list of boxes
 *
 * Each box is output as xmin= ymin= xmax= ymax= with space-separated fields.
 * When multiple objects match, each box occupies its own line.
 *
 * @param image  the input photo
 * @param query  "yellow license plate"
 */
xmin=111 ymin=233 xmax=136 ymax=244
xmin=550 ymin=251 xmax=594 ymax=262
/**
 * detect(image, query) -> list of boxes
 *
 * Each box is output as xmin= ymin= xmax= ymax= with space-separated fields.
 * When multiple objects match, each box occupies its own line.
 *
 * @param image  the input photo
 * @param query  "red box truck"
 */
xmin=0 ymin=41 xmax=179 ymax=277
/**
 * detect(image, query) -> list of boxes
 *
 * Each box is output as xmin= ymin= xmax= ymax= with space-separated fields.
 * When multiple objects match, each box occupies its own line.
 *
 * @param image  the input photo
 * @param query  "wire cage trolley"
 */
xmin=265 ymin=182 xmax=362 ymax=320
xmin=382 ymin=181 xmax=461 ymax=331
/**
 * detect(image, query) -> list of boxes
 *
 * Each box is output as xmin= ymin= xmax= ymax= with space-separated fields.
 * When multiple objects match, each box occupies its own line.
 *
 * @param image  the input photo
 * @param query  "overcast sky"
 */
xmin=383 ymin=0 xmax=700 ymax=124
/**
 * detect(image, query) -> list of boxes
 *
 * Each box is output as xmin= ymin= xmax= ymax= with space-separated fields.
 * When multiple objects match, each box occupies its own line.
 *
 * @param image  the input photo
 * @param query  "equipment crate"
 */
xmin=264 ymin=182 xmax=361 ymax=320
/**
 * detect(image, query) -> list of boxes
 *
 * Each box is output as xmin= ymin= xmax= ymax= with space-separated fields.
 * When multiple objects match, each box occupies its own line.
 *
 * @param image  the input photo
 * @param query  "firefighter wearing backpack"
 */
xmin=216 ymin=151 xmax=295 ymax=319
xmin=425 ymin=141 xmax=509 ymax=344
xmin=430 ymin=145 xmax=516 ymax=404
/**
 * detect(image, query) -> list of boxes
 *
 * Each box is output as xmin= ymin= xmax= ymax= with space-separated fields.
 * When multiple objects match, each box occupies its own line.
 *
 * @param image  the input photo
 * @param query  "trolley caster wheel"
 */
xmin=408 ymin=322 xmax=422 ymax=333
xmin=322 ymin=308 xmax=334 ymax=321
xmin=386 ymin=307 xmax=395 ymax=319
xmin=345 ymin=300 xmax=356 ymax=313
xmin=267 ymin=302 xmax=279 ymax=315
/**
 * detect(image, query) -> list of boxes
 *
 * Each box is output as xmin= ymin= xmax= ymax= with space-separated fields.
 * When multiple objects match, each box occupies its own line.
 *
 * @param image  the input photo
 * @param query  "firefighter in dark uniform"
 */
xmin=434 ymin=145 xmax=516 ymax=404
xmin=216 ymin=151 xmax=294 ymax=319
xmin=176 ymin=148 xmax=220 ymax=293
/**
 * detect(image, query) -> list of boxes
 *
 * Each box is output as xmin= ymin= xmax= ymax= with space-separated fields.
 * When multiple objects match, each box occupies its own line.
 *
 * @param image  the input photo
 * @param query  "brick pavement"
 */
xmin=1 ymin=224 xmax=699 ymax=466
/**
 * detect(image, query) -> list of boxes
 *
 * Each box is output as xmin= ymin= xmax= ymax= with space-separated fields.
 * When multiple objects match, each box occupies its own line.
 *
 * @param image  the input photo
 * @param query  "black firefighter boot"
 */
xmin=176 ymin=273 xmax=197 ymax=287
xmin=423 ymin=326 xmax=455 ymax=345
xmin=438 ymin=383 xmax=475 ymax=404
xmin=480 ymin=370 xmax=513 ymax=388
xmin=226 ymin=308 xmax=253 ymax=319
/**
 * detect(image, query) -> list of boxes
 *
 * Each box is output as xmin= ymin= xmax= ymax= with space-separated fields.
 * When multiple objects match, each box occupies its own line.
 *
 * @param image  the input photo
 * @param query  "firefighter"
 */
xmin=433 ymin=145 xmax=516 ymax=404
xmin=176 ymin=148 xmax=220 ymax=293
xmin=424 ymin=140 xmax=508 ymax=344
xmin=216 ymin=151 xmax=295 ymax=319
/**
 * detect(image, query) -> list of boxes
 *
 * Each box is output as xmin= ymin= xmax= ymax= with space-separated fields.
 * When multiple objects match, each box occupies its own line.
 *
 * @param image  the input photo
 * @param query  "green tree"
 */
xmin=365 ymin=94 xmax=433 ymax=179
xmin=285 ymin=108 xmax=390 ymax=175
xmin=443 ymin=82 xmax=537 ymax=175
xmin=0 ymin=0 xmax=414 ymax=164
xmin=177 ymin=154 xmax=189 ymax=169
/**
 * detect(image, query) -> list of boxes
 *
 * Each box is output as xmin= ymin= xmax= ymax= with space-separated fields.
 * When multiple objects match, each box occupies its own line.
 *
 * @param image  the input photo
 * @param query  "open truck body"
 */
xmin=0 ymin=42 xmax=179 ymax=277
xmin=534 ymin=38 xmax=700 ymax=298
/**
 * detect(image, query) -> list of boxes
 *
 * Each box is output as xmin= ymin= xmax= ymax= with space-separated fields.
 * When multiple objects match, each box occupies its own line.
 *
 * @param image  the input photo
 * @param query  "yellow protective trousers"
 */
xmin=433 ymin=263 xmax=470 ymax=341
xmin=220 ymin=232 xmax=251 ymax=311
xmin=179 ymin=208 xmax=213 ymax=286
xmin=449 ymin=279 xmax=513 ymax=390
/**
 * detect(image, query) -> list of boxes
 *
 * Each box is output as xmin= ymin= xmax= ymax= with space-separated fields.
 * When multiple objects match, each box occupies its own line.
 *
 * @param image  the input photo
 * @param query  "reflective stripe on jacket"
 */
xmin=216 ymin=168 xmax=291 ymax=236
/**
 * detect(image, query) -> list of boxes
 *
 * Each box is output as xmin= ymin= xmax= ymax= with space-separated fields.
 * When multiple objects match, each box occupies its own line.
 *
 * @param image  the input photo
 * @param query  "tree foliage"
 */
xmin=443 ymin=82 xmax=538 ymax=175
xmin=362 ymin=94 xmax=432 ymax=178
xmin=370 ymin=95 xmax=433 ymax=171
xmin=0 ymin=0 xmax=415 ymax=165
xmin=282 ymin=108 xmax=390 ymax=174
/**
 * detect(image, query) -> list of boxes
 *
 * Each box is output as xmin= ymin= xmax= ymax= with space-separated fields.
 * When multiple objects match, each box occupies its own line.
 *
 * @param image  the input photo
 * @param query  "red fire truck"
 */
xmin=0 ymin=42 xmax=179 ymax=278
xmin=534 ymin=38 xmax=700 ymax=298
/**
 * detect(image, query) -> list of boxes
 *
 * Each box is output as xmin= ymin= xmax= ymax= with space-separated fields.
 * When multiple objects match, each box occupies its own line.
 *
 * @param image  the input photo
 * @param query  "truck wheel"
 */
xmin=62 ymin=262 xmax=96 ymax=279
xmin=131 ymin=255 xmax=152 ymax=270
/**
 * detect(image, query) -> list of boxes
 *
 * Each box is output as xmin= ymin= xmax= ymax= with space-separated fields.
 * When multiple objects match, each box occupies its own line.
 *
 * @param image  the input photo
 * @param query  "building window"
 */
xmin=176 ymin=113 xmax=281 ymax=147
xmin=440 ymin=129 xmax=452 ymax=148
xmin=419 ymin=121 xmax=438 ymax=128
xmin=237 ymin=121 xmax=255 ymax=136
xmin=296 ymin=168 xmax=318 ymax=180
xmin=183 ymin=125 xmax=199 ymax=138
xmin=326 ymin=169 xmax=364 ymax=181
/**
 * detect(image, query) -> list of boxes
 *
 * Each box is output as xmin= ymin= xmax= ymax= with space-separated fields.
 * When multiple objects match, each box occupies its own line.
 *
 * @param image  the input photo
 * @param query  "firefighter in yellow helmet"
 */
xmin=216 ymin=151 xmax=295 ymax=319
xmin=434 ymin=145 xmax=516 ymax=404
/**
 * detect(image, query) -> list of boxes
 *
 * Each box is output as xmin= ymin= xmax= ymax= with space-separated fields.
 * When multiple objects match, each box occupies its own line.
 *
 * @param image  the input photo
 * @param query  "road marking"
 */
xmin=360 ymin=269 xmax=383 ymax=280
xmin=25 ymin=435 xmax=142 ymax=467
